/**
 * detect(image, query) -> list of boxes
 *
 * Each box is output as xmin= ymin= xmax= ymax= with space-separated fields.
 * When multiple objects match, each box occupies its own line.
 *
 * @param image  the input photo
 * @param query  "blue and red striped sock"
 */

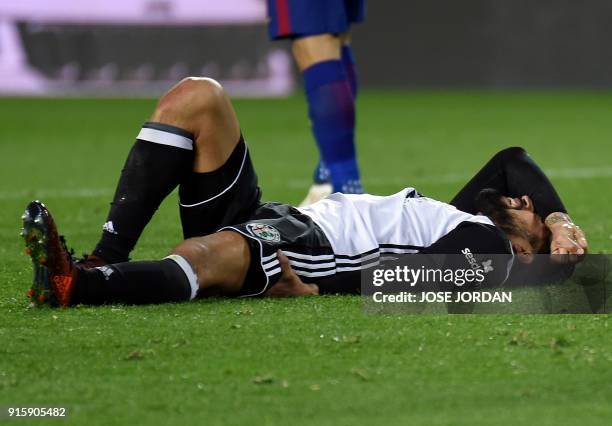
xmin=312 ymin=46 xmax=360 ymax=186
xmin=303 ymin=60 xmax=362 ymax=194
xmin=341 ymin=44 xmax=358 ymax=98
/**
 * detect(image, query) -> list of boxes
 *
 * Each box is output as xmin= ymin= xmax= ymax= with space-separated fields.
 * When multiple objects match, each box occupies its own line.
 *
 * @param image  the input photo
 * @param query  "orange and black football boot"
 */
xmin=21 ymin=201 xmax=77 ymax=307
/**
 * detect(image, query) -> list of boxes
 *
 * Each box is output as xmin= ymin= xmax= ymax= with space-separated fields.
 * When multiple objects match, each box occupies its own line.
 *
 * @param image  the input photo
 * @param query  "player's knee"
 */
xmin=169 ymin=232 xmax=250 ymax=292
xmin=156 ymin=77 xmax=226 ymax=119
xmin=170 ymin=238 xmax=212 ymax=284
xmin=180 ymin=77 xmax=226 ymax=112
xmin=171 ymin=238 xmax=207 ymax=263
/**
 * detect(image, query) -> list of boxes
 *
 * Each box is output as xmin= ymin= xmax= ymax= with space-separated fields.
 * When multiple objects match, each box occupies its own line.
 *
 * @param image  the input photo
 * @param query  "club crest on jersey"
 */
xmin=246 ymin=223 xmax=281 ymax=242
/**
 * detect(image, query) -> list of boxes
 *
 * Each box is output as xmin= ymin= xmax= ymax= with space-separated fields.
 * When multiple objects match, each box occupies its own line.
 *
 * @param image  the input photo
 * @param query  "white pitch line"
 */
xmin=546 ymin=167 xmax=612 ymax=179
xmin=1 ymin=166 xmax=611 ymax=200
xmin=284 ymin=166 xmax=612 ymax=189
xmin=0 ymin=188 xmax=113 ymax=201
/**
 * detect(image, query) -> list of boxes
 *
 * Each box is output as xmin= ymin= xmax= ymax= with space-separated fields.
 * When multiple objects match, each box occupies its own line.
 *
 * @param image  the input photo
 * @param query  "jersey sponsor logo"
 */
xmin=461 ymin=248 xmax=494 ymax=274
xmin=246 ymin=223 xmax=281 ymax=243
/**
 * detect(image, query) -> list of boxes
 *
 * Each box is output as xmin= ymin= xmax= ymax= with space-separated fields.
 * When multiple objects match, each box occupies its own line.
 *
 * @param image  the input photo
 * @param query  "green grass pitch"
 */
xmin=1 ymin=91 xmax=611 ymax=425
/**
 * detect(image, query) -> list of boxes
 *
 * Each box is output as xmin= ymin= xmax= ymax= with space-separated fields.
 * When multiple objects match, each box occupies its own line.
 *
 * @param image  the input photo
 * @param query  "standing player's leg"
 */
xmin=88 ymin=77 xmax=249 ymax=265
xmin=340 ymin=32 xmax=359 ymax=100
xmin=267 ymin=0 xmax=366 ymax=204
xmin=308 ymin=31 xmax=360 ymax=192
xmin=292 ymin=33 xmax=362 ymax=198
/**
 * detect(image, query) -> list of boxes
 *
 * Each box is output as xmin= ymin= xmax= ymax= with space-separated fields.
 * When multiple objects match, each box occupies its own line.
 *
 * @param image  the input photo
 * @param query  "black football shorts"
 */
xmin=178 ymin=137 xmax=334 ymax=297
xmin=178 ymin=137 xmax=262 ymax=239
xmin=220 ymin=203 xmax=334 ymax=297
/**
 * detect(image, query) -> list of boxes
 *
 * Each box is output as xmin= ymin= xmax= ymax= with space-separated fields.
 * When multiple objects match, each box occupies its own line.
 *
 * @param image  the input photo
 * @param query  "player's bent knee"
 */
xmin=171 ymin=238 xmax=208 ymax=264
xmin=155 ymin=77 xmax=226 ymax=121
xmin=178 ymin=77 xmax=226 ymax=108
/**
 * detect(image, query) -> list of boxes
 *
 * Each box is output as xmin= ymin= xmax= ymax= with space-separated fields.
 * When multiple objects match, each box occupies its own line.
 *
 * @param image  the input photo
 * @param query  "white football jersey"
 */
xmin=297 ymin=188 xmax=494 ymax=260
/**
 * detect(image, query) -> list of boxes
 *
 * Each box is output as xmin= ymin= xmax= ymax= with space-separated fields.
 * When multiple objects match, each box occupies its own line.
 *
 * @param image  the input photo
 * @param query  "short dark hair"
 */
xmin=475 ymin=188 xmax=548 ymax=253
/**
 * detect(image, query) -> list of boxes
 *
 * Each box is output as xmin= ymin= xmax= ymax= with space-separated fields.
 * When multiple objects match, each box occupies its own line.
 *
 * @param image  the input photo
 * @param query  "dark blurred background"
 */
xmin=353 ymin=0 xmax=612 ymax=88
xmin=1 ymin=0 xmax=611 ymax=96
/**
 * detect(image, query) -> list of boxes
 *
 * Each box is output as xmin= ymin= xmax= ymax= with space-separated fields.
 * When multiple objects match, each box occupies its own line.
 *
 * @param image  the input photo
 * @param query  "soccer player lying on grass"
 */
xmin=21 ymin=77 xmax=588 ymax=307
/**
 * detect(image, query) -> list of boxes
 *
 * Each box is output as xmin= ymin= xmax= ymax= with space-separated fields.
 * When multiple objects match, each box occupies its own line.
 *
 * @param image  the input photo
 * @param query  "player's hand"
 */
xmin=264 ymin=250 xmax=319 ymax=297
xmin=546 ymin=213 xmax=588 ymax=263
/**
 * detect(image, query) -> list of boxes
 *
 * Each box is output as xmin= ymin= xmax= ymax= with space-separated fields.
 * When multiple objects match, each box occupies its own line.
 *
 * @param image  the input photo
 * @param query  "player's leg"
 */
xmin=292 ymin=33 xmax=363 ymax=197
xmin=176 ymin=81 xmax=261 ymax=240
xmin=76 ymin=231 xmax=318 ymax=304
xmin=304 ymin=31 xmax=359 ymax=201
xmin=74 ymin=232 xmax=250 ymax=305
xmin=305 ymin=31 xmax=359 ymax=194
xmin=267 ymin=0 xmax=365 ymax=203
xmin=339 ymin=32 xmax=358 ymax=99
xmin=23 ymin=199 xmax=311 ymax=306
xmin=89 ymin=77 xmax=246 ymax=265
xmin=53 ymin=229 xmax=318 ymax=306
xmin=22 ymin=198 xmax=250 ymax=306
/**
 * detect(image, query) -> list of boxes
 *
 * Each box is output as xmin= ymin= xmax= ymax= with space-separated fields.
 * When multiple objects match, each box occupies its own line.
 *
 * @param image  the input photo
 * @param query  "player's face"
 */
xmin=502 ymin=195 xmax=549 ymax=260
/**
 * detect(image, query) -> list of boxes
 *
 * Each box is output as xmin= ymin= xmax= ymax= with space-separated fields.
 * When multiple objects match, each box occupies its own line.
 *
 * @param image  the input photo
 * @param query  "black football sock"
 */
xmin=92 ymin=123 xmax=194 ymax=263
xmin=73 ymin=256 xmax=198 ymax=305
